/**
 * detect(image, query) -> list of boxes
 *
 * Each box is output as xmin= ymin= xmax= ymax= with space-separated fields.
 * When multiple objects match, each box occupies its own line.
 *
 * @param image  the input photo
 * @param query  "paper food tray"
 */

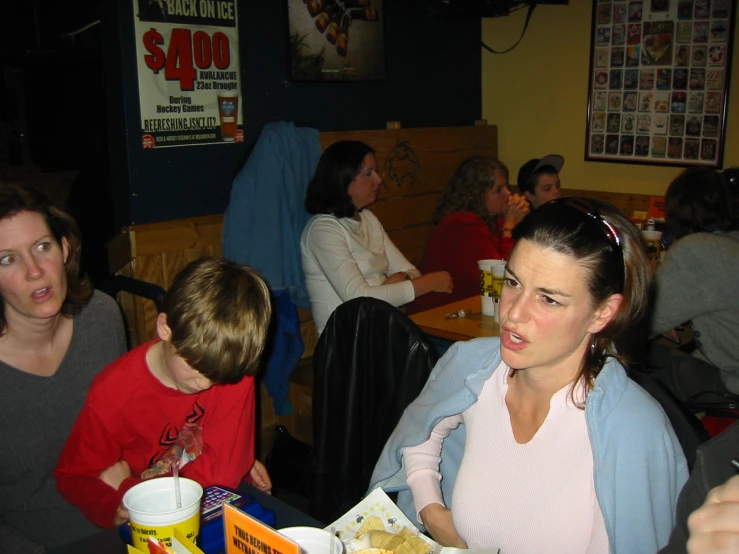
xmin=325 ymin=489 xmax=441 ymax=554
xmin=325 ymin=489 xmax=502 ymax=554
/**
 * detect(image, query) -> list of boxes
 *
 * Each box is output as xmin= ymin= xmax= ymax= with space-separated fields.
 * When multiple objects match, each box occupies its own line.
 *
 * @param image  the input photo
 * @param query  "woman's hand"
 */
xmin=385 ymin=272 xmax=409 ymax=285
xmin=99 ymin=460 xmax=132 ymax=490
xmin=249 ymin=460 xmax=272 ymax=494
xmin=411 ymin=271 xmax=453 ymax=296
xmin=420 ymin=504 xmax=467 ymax=548
xmin=687 ymin=475 xmax=739 ymax=553
xmin=503 ymin=194 xmax=530 ymax=229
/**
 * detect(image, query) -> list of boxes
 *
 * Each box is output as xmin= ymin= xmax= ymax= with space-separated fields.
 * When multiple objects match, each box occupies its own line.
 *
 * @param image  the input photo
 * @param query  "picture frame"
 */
xmin=287 ymin=0 xmax=386 ymax=82
xmin=585 ymin=0 xmax=736 ymax=168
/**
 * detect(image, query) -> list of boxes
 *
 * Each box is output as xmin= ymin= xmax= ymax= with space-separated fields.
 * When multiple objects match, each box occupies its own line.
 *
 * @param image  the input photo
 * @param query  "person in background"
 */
xmin=0 ymin=183 xmax=127 ymax=552
xmin=659 ymin=422 xmax=739 ymax=554
xmin=516 ymin=155 xmax=564 ymax=209
xmin=301 ymin=140 xmax=453 ymax=334
xmin=648 ymin=168 xmax=739 ymax=402
xmin=55 ymin=257 xmax=273 ymax=528
xmin=371 ymin=198 xmax=687 ymax=554
xmin=408 ymin=158 xmax=529 ymax=314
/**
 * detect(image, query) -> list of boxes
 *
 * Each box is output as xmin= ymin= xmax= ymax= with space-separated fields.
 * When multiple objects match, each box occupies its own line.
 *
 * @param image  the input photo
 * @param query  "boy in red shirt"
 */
xmin=54 ymin=257 xmax=273 ymax=527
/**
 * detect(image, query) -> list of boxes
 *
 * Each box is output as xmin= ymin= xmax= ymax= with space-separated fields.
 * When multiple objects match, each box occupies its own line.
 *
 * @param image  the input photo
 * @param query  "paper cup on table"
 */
xmin=491 ymin=262 xmax=506 ymax=323
xmin=641 ymin=230 xmax=663 ymax=263
xmin=477 ymin=259 xmax=495 ymax=316
xmin=478 ymin=259 xmax=504 ymax=317
xmin=123 ymin=477 xmax=203 ymax=551
xmin=280 ymin=526 xmax=344 ymax=554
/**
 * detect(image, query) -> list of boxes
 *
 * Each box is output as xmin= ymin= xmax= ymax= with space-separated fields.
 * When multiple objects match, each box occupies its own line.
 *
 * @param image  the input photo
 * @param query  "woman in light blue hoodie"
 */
xmin=370 ymin=198 xmax=688 ymax=554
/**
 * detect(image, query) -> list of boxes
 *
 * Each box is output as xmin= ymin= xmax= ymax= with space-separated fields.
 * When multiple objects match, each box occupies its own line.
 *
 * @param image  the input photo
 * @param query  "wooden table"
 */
xmin=410 ymin=296 xmax=499 ymax=342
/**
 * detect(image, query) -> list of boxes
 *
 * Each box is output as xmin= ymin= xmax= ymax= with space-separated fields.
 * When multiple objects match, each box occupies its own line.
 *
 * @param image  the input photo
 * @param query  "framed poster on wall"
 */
xmin=287 ymin=0 xmax=385 ymax=81
xmin=132 ymin=0 xmax=243 ymax=148
xmin=585 ymin=0 xmax=736 ymax=167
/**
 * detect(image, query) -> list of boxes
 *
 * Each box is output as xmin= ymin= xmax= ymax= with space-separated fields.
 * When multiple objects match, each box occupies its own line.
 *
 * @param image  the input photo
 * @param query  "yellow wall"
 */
xmin=482 ymin=1 xmax=739 ymax=196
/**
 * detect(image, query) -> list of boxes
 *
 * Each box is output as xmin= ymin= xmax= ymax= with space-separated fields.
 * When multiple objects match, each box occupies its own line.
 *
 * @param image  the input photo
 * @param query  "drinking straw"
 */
xmin=172 ymin=462 xmax=182 ymax=509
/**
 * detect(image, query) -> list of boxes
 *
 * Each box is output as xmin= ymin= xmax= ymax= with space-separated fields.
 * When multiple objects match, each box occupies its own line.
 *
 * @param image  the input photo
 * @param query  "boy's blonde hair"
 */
xmin=162 ymin=257 xmax=272 ymax=384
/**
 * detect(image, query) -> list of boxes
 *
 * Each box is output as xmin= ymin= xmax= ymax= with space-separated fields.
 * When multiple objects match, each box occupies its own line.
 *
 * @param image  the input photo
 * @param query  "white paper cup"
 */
xmin=477 ymin=259 xmax=504 ymax=317
xmin=491 ymin=262 xmax=506 ymax=322
xmin=480 ymin=295 xmax=495 ymax=317
xmin=123 ymin=477 xmax=203 ymax=551
xmin=477 ymin=259 xmax=496 ymax=297
xmin=641 ymin=230 xmax=663 ymax=262
xmin=280 ymin=527 xmax=344 ymax=554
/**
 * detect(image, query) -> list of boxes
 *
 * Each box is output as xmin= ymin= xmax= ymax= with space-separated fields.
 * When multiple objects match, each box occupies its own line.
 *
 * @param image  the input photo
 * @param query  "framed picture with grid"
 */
xmin=585 ymin=0 xmax=736 ymax=167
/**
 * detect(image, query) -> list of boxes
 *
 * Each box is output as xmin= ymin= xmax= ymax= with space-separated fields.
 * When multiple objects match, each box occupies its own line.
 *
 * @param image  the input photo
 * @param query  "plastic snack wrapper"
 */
xmin=325 ymin=489 xmax=501 ymax=554
xmin=141 ymin=422 xmax=204 ymax=479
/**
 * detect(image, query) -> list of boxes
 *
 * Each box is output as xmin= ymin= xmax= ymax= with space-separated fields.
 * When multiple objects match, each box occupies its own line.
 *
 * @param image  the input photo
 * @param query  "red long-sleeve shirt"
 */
xmin=408 ymin=212 xmax=514 ymax=314
xmin=54 ymin=340 xmax=256 ymax=528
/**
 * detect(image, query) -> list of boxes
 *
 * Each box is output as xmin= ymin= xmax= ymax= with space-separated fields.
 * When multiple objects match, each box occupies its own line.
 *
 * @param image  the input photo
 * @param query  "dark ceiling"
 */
xmin=1 ymin=0 xmax=104 ymax=58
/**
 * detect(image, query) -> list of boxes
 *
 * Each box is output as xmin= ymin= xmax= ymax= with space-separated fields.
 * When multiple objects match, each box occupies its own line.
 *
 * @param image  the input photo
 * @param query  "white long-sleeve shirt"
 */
xmin=301 ymin=209 xmax=419 ymax=333
xmin=404 ymin=361 xmax=609 ymax=553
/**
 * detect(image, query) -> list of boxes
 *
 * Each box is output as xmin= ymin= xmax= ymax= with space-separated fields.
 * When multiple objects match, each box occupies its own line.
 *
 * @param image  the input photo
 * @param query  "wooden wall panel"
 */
xmin=564 ymin=189 xmax=653 ymax=215
xmin=371 ymin=193 xmax=441 ymax=232
xmin=163 ymin=251 xmax=188 ymax=290
xmin=320 ymin=126 xmax=499 ymax=198
xmin=387 ymin=225 xmax=436 ymax=268
xmin=185 ymin=246 xmax=211 ymax=264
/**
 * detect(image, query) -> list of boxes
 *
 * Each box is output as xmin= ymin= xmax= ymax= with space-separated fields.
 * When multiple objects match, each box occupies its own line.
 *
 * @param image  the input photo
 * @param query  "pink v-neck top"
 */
xmin=404 ymin=361 xmax=609 ymax=553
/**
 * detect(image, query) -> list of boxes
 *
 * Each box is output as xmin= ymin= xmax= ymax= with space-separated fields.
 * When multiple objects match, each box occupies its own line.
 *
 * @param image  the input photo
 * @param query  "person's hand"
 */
xmin=385 ymin=272 xmax=408 ymax=285
xmin=687 ymin=474 xmax=739 ymax=553
xmin=249 ymin=460 xmax=272 ymax=494
xmin=114 ymin=504 xmax=130 ymax=526
xmin=99 ymin=460 xmax=132 ymax=490
xmin=411 ymin=272 xmax=453 ymax=297
xmin=426 ymin=271 xmax=453 ymax=294
xmin=420 ymin=504 xmax=467 ymax=548
xmin=503 ymin=194 xmax=530 ymax=229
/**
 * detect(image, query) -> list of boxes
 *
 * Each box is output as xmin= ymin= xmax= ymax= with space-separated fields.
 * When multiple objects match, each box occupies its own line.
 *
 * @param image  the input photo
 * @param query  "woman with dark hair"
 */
xmin=301 ymin=141 xmax=453 ymax=334
xmin=0 ymin=183 xmax=127 ymax=552
xmin=371 ymin=198 xmax=687 ymax=553
xmin=648 ymin=167 xmax=739 ymax=401
xmin=408 ymin=157 xmax=529 ymax=314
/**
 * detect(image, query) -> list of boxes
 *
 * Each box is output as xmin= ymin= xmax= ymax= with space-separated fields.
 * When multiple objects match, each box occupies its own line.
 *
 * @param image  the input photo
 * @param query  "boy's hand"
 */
xmin=114 ymin=504 xmax=130 ymax=526
xmin=99 ymin=460 xmax=132 ymax=490
xmin=249 ymin=460 xmax=272 ymax=494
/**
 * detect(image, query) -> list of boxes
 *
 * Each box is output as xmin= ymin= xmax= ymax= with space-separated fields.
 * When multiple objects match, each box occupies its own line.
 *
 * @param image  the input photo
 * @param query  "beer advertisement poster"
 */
xmin=288 ymin=0 xmax=385 ymax=81
xmin=133 ymin=0 xmax=243 ymax=148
